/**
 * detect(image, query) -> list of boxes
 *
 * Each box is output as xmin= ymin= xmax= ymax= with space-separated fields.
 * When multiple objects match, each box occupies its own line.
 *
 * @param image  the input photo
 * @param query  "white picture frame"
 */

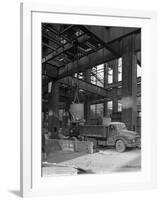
xmin=20 ymin=2 xmax=157 ymax=197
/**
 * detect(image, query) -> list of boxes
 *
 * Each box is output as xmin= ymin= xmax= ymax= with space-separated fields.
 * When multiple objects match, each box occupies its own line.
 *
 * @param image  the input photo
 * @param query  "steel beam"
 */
xmin=105 ymin=77 xmax=141 ymax=89
xmin=42 ymin=32 xmax=63 ymax=48
xmin=90 ymin=83 xmax=141 ymax=105
xmin=42 ymin=43 xmax=73 ymax=63
xmin=42 ymin=33 xmax=89 ymax=64
xmin=42 ymin=42 xmax=56 ymax=51
xmin=57 ymin=48 xmax=116 ymax=79
xmin=81 ymin=26 xmax=120 ymax=56
xmin=105 ymin=27 xmax=140 ymax=43
xmin=44 ymin=33 xmax=140 ymax=80
xmin=60 ymin=25 xmax=73 ymax=34
xmin=59 ymin=76 xmax=109 ymax=97
xmin=83 ymin=26 xmax=140 ymax=53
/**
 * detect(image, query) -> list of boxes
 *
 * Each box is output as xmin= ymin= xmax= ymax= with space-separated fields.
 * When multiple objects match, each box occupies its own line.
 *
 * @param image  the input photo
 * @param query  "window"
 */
xmin=118 ymin=99 xmax=122 ymax=112
xmin=118 ymin=58 xmax=122 ymax=81
xmin=91 ymin=64 xmax=104 ymax=87
xmin=107 ymin=101 xmax=113 ymax=114
xmin=97 ymin=103 xmax=104 ymax=116
xmin=137 ymin=52 xmax=141 ymax=77
xmin=138 ymin=111 xmax=141 ymax=117
xmin=108 ymin=67 xmax=113 ymax=84
xmin=48 ymin=81 xmax=52 ymax=93
xmin=137 ymin=64 xmax=141 ymax=77
xmin=90 ymin=104 xmax=96 ymax=117
xmin=90 ymin=103 xmax=104 ymax=117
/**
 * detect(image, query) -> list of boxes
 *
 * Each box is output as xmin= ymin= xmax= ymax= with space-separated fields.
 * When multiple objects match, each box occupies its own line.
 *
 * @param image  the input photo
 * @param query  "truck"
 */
xmin=70 ymin=122 xmax=141 ymax=152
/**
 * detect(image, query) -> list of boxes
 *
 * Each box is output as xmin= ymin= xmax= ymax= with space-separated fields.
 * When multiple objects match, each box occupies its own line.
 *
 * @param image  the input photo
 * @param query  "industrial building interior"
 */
xmin=42 ymin=23 xmax=141 ymax=176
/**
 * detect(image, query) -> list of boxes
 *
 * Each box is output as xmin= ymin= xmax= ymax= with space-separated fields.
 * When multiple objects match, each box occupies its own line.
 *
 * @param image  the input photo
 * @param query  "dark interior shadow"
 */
xmin=8 ymin=190 xmax=21 ymax=197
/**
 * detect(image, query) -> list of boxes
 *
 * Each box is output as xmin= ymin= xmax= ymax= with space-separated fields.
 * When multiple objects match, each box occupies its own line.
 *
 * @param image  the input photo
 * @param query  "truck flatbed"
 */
xmin=79 ymin=125 xmax=108 ymax=138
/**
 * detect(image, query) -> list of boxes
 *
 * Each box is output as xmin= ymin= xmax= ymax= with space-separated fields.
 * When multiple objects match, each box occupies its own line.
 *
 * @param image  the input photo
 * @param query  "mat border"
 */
xmin=20 ymin=2 xmax=157 ymax=197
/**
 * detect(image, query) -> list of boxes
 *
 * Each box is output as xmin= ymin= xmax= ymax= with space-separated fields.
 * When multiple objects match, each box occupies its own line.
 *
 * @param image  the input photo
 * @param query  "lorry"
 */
xmin=69 ymin=122 xmax=141 ymax=152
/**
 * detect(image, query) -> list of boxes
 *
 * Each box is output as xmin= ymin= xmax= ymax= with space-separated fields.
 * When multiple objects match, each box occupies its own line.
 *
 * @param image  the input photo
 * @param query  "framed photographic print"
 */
xmin=20 ymin=2 xmax=157 ymax=197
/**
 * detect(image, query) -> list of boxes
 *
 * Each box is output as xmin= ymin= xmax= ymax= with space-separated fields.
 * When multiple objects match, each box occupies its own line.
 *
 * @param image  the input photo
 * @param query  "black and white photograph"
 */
xmin=0 ymin=0 xmax=159 ymax=198
xmin=41 ymin=23 xmax=141 ymax=177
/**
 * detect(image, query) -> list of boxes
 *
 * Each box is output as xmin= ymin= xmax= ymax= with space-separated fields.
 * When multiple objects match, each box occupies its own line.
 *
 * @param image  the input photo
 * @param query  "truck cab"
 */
xmin=106 ymin=122 xmax=141 ymax=152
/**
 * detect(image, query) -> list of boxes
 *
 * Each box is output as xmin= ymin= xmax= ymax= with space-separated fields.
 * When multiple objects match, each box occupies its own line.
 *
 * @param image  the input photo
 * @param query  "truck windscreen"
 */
xmin=116 ymin=123 xmax=127 ymax=130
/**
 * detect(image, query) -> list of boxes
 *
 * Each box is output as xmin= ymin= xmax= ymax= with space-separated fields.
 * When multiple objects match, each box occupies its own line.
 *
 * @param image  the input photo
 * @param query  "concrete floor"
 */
xmin=42 ymin=147 xmax=141 ymax=177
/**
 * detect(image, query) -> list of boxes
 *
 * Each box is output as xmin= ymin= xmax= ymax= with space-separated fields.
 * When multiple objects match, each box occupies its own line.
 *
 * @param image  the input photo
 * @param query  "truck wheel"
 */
xmin=115 ymin=140 xmax=126 ymax=152
xmin=71 ymin=137 xmax=77 ymax=141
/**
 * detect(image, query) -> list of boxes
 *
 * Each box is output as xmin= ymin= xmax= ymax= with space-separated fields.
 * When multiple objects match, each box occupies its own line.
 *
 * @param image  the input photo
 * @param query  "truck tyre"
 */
xmin=115 ymin=140 xmax=126 ymax=152
xmin=71 ymin=137 xmax=77 ymax=141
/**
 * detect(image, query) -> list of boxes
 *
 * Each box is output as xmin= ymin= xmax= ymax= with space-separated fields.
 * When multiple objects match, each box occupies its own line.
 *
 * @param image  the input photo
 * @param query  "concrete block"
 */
xmin=45 ymin=139 xmax=62 ymax=154
xmin=74 ymin=140 xmax=93 ymax=154
xmin=58 ymin=140 xmax=74 ymax=152
xmin=45 ymin=139 xmax=94 ymax=154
